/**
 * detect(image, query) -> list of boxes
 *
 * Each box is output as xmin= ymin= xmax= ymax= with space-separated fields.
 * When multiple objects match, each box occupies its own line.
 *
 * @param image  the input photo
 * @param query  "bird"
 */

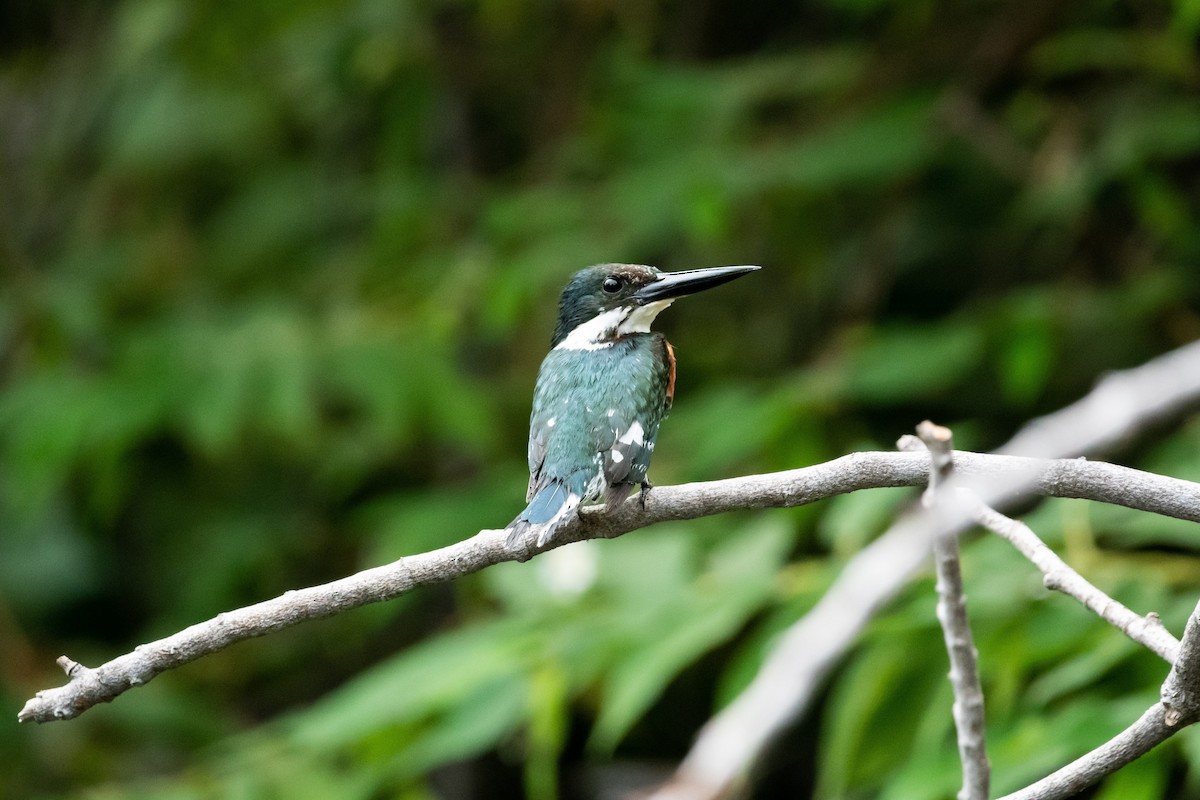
xmin=505 ymin=263 xmax=760 ymax=550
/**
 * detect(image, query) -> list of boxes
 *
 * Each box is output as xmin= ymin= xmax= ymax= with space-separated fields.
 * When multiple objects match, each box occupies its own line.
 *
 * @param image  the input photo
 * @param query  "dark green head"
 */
xmin=551 ymin=263 xmax=759 ymax=348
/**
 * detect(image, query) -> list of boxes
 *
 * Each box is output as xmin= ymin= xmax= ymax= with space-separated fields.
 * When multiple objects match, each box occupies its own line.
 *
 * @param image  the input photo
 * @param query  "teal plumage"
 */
xmin=505 ymin=263 xmax=757 ymax=549
xmin=512 ymin=336 xmax=672 ymax=544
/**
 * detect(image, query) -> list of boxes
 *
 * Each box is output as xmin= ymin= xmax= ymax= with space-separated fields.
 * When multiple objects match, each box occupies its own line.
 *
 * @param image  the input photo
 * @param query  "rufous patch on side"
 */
xmin=665 ymin=340 xmax=677 ymax=408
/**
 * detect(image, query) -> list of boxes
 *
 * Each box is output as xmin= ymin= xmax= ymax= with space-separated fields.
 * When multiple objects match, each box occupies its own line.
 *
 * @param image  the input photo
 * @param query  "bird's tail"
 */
xmin=505 ymin=480 xmax=581 ymax=549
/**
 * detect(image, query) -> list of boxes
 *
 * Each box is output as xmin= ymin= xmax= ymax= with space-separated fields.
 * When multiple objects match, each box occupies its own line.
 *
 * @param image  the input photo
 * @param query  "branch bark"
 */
xmin=19 ymin=451 xmax=1200 ymax=724
xmin=997 ymin=338 xmax=1200 ymax=459
xmin=998 ymin=704 xmax=1179 ymax=800
xmin=652 ymin=456 xmax=1200 ymax=800
xmin=970 ymin=501 xmax=1180 ymax=662
xmin=920 ymin=422 xmax=989 ymax=800
xmin=20 ymin=334 xmax=1200 ymax=800
xmin=999 ymin=598 xmax=1200 ymax=800
xmin=649 ymin=338 xmax=1200 ymax=800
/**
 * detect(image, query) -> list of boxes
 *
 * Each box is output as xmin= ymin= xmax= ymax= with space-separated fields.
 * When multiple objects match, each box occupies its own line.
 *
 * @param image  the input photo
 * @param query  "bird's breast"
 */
xmin=531 ymin=336 xmax=671 ymax=429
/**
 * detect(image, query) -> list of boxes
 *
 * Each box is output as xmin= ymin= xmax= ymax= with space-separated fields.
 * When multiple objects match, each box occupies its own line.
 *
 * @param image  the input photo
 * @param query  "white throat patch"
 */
xmin=555 ymin=300 xmax=674 ymax=351
xmin=618 ymin=300 xmax=674 ymax=335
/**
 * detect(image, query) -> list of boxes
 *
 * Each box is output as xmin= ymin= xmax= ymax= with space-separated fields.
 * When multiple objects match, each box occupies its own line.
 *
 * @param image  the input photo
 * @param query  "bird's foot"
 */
xmin=638 ymin=481 xmax=654 ymax=511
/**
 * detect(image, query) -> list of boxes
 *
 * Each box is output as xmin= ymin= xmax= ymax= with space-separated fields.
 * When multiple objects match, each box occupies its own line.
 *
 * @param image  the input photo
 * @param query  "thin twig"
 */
xmin=920 ymin=422 xmax=989 ymax=800
xmin=918 ymin=421 xmax=956 ymax=498
xmin=999 ymin=598 xmax=1200 ymax=800
xmin=998 ymin=704 xmax=1176 ymax=800
xmin=650 ymin=338 xmax=1200 ymax=800
xmin=653 ymin=503 xmax=941 ymax=800
xmin=998 ymin=338 xmax=1200 ymax=459
xmin=1161 ymin=597 xmax=1200 ymax=727
xmin=970 ymin=501 xmax=1180 ymax=663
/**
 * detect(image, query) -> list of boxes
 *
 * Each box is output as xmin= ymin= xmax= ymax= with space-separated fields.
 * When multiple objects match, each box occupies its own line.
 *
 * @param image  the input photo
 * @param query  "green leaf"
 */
xmin=287 ymin=619 xmax=532 ymax=750
xmin=589 ymin=520 xmax=792 ymax=751
xmin=389 ymin=677 xmax=527 ymax=780
xmin=844 ymin=322 xmax=986 ymax=404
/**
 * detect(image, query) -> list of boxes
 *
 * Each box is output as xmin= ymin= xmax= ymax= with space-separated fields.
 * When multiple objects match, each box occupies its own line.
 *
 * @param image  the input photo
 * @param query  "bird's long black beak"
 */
xmin=633 ymin=265 xmax=760 ymax=304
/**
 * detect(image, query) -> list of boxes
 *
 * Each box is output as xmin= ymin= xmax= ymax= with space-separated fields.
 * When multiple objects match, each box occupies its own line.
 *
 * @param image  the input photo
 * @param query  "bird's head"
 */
xmin=551 ymin=263 xmax=759 ymax=349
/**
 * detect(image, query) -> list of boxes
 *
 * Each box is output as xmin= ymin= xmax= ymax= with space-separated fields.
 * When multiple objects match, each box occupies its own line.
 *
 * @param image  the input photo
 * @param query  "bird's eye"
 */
xmin=602 ymin=276 xmax=623 ymax=294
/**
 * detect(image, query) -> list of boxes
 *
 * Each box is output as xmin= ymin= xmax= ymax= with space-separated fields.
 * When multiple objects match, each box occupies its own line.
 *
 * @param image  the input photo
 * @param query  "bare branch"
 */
xmin=970 ymin=501 xmax=1180 ymax=663
xmin=920 ymin=422 xmax=989 ymax=800
xmin=918 ymin=420 xmax=956 ymax=498
xmin=998 ymin=704 xmax=1176 ymax=800
xmin=1000 ymin=598 xmax=1200 ymax=800
xmin=19 ymin=343 xmax=1200 ymax=732
xmin=1161 ymin=597 xmax=1200 ymax=727
xmin=998 ymin=338 xmax=1200 ymax=459
xmin=18 ymin=451 xmax=1200 ymax=725
xmin=649 ymin=339 xmax=1200 ymax=800
xmin=660 ymin=502 xmax=941 ymax=799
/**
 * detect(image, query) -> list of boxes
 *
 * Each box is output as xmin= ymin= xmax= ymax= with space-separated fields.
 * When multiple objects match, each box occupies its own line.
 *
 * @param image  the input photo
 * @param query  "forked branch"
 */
xmin=999 ymin=598 xmax=1200 ymax=800
xmin=19 ymin=451 xmax=1200 ymax=724
xmin=650 ymin=338 xmax=1200 ymax=800
xmin=19 ymin=339 xmax=1200 ymax=800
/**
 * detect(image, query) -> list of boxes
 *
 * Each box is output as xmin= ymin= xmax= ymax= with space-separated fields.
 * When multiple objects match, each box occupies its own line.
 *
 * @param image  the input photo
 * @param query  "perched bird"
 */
xmin=505 ymin=263 xmax=760 ymax=549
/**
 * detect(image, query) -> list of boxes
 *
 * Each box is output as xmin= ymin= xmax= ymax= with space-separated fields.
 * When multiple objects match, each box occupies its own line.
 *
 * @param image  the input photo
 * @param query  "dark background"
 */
xmin=2 ymin=1 xmax=1199 ymax=797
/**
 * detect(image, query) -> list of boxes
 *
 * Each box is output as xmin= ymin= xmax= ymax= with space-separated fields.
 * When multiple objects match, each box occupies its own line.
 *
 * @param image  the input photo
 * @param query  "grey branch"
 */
xmin=649 ymin=338 xmax=1200 ymax=800
xmin=917 ymin=420 xmax=955 ymax=499
xmin=998 ymin=704 xmax=1177 ymax=800
xmin=998 ymin=338 xmax=1200 ymax=459
xmin=1163 ymin=598 xmax=1200 ymax=726
xmin=999 ymin=598 xmax=1200 ymax=800
xmin=920 ymin=423 xmax=990 ymax=800
xmin=652 ymin=456 xmax=1200 ymax=800
xmin=19 ymin=451 xmax=1200 ymax=724
xmin=970 ymin=501 xmax=1180 ymax=663
xmin=653 ymin=495 xmax=940 ymax=800
xmin=20 ymin=336 xmax=1200 ymax=800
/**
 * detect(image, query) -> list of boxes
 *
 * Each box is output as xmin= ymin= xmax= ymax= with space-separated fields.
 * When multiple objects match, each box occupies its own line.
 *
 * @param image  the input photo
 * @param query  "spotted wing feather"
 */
xmin=597 ymin=337 xmax=672 ymax=504
xmin=527 ymin=415 xmax=551 ymax=502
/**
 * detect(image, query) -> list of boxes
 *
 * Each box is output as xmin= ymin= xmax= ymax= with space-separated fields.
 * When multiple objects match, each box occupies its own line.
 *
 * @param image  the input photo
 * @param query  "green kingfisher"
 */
xmin=505 ymin=263 xmax=760 ymax=549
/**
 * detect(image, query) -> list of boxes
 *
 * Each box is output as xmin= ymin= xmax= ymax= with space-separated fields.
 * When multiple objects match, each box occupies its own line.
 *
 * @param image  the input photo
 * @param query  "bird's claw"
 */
xmin=638 ymin=481 xmax=653 ymax=511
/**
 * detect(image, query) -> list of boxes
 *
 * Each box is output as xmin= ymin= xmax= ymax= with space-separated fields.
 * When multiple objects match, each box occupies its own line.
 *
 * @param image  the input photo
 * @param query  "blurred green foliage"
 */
xmin=2 ymin=0 xmax=1199 ymax=797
